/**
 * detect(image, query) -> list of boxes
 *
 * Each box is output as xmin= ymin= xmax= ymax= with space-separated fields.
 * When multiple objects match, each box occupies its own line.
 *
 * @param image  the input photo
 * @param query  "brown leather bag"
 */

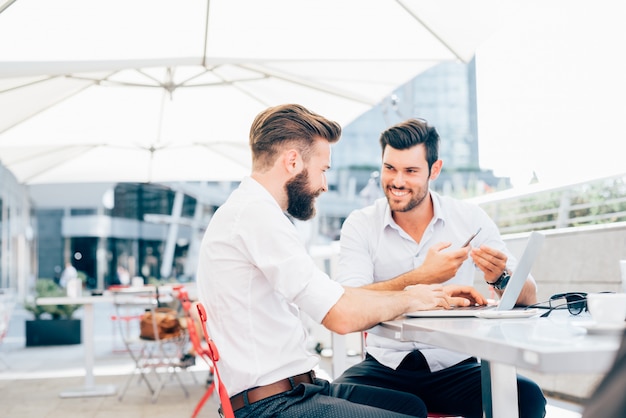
xmin=139 ymin=307 xmax=182 ymax=340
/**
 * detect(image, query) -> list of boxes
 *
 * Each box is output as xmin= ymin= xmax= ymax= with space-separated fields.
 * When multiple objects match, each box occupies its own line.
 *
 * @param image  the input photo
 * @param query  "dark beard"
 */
xmin=285 ymin=170 xmax=320 ymax=221
xmin=385 ymin=186 xmax=429 ymax=213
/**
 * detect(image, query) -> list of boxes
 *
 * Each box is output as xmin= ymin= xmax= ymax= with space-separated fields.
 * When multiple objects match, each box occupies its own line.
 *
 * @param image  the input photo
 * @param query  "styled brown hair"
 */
xmin=249 ymin=104 xmax=341 ymax=171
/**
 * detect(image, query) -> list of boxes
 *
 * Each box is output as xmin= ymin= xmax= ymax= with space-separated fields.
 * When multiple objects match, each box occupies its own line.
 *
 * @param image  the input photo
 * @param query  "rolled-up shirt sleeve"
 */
xmin=293 ymin=269 xmax=345 ymax=323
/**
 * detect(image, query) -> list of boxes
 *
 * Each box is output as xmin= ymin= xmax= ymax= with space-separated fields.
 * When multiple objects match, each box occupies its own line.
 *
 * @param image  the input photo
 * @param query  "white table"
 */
xmin=37 ymin=295 xmax=117 ymax=398
xmin=372 ymin=313 xmax=622 ymax=418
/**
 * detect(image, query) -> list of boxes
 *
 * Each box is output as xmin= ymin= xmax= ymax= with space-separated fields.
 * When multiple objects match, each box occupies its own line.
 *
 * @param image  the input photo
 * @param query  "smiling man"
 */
xmin=334 ymin=118 xmax=546 ymax=418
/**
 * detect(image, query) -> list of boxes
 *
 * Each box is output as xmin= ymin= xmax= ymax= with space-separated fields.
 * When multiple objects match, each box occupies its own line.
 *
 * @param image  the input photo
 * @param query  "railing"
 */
xmin=466 ymin=172 xmax=626 ymax=234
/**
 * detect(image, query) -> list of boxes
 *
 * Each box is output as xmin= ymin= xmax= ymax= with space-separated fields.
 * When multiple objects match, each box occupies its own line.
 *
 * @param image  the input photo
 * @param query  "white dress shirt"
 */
xmin=196 ymin=177 xmax=345 ymax=396
xmin=336 ymin=191 xmax=517 ymax=372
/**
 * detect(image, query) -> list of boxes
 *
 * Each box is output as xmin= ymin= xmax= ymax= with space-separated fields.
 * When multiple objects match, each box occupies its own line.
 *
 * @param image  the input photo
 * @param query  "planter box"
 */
xmin=25 ymin=319 xmax=81 ymax=347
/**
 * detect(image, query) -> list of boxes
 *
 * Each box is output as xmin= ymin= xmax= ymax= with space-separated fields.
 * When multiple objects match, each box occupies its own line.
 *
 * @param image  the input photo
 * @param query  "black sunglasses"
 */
xmin=527 ymin=291 xmax=615 ymax=318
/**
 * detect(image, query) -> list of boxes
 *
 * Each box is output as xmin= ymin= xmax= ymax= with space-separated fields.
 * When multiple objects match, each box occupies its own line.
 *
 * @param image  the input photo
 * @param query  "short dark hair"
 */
xmin=249 ymin=104 xmax=342 ymax=171
xmin=379 ymin=118 xmax=440 ymax=170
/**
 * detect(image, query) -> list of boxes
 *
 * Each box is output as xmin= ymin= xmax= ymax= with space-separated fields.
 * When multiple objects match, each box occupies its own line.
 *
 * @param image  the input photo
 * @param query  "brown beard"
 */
xmin=285 ymin=170 xmax=321 ymax=221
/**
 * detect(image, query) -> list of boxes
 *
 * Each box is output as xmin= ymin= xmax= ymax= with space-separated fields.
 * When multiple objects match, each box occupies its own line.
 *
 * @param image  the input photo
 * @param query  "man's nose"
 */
xmin=391 ymin=172 xmax=405 ymax=187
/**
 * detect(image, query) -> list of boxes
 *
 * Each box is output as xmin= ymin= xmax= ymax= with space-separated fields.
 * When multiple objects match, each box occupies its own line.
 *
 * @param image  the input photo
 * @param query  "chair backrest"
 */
xmin=196 ymin=302 xmax=235 ymax=418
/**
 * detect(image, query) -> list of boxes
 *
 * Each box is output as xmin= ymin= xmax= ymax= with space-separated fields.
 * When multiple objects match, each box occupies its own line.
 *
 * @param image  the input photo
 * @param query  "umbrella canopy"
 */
xmin=0 ymin=0 xmax=506 ymax=184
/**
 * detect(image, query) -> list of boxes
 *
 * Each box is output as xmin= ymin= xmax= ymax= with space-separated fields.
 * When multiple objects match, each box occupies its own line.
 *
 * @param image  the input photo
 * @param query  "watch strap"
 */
xmin=487 ymin=269 xmax=511 ymax=290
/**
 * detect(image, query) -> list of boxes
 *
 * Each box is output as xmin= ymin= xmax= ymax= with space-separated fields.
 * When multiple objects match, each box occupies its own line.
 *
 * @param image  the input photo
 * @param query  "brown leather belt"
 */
xmin=230 ymin=371 xmax=315 ymax=412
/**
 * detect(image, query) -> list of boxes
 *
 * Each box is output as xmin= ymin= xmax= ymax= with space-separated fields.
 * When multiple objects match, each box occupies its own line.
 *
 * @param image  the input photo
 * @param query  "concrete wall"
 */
xmin=500 ymin=221 xmax=626 ymax=299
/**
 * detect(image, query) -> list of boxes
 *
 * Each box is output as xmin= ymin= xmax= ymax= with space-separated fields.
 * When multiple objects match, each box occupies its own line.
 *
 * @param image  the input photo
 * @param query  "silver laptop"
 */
xmin=406 ymin=231 xmax=545 ymax=318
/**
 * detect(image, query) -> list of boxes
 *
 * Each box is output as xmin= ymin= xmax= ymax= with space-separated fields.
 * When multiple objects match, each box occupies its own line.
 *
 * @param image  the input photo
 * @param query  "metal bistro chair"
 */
xmin=109 ymin=285 xmax=144 ymax=353
xmin=174 ymin=286 xmax=218 ymax=418
xmin=112 ymin=286 xmax=191 ymax=403
xmin=194 ymin=302 xmax=234 ymax=418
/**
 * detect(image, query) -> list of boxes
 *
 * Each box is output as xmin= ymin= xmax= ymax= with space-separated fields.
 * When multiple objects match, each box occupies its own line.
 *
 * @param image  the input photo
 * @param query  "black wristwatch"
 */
xmin=487 ymin=269 xmax=511 ymax=290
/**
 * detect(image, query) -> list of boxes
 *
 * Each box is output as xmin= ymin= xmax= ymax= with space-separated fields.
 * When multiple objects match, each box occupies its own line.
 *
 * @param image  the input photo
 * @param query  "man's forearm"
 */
xmin=361 ymin=269 xmax=436 ymax=291
xmin=515 ymin=278 xmax=538 ymax=305
xmin=322 ymin=287 xmax=412 ymax=334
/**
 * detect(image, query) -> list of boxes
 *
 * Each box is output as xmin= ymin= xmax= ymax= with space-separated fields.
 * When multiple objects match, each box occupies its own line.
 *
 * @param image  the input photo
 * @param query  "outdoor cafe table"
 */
xmin=370 ymin=312 xmax=622 ymax=418
xmin=36 ymin=294 xmax=116 ymax=398
xmin=36 ymin=285 xmax=179 ymax=398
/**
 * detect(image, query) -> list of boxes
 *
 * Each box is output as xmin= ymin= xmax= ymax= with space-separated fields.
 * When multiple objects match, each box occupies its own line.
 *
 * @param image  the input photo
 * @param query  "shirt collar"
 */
xmin=430 ymin=190 xmax=446 ymax=226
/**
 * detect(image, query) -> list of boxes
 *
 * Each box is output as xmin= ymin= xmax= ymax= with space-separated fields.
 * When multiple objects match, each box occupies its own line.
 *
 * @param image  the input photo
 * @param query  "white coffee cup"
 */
xmin=586 ymin=292 xmax=626 ymax=324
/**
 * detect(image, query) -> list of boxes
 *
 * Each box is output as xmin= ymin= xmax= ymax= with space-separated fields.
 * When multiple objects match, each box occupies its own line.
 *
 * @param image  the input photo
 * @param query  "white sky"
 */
xmin=474 ymin=1 xmax=626 ymax=188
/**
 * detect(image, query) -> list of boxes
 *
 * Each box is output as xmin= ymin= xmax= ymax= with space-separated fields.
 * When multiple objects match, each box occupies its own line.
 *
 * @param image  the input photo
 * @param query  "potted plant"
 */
xmin=24 ymin=278 xmax=82 ymax=346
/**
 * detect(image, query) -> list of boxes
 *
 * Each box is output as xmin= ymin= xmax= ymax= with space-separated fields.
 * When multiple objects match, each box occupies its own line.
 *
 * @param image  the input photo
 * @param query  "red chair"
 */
xmin=174 ymin=286 xmax=233 ymax=418
xmin=195 ymin=302 xmax=235 ymax=418
xmin=173 ymin=287 xmax=215 ymax=417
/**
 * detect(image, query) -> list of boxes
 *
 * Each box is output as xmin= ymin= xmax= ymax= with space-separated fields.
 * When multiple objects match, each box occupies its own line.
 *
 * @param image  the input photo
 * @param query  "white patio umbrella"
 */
xmin=0 ymin=0 xmax=507 ymax=184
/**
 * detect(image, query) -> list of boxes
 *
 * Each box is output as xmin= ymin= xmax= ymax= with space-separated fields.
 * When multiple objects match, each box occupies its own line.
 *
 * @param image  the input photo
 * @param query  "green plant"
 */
xmin=24 ymin=279 xmax=81 ymax=320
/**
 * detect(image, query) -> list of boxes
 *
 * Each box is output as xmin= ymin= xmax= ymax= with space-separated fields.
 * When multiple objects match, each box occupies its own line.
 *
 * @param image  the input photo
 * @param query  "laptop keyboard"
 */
xmin=452 ymin=304 xmax=495 ymax=311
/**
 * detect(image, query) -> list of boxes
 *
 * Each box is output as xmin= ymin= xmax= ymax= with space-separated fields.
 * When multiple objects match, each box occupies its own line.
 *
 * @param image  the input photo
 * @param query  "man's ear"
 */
xmin=430 ymin=159 xmax=443 ymax=180
xmin=283 ymin=149 xmax=301 ymax=174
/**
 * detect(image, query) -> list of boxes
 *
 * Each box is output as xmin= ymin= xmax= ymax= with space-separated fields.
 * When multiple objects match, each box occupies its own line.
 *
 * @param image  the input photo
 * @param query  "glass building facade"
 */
xmin=32 ymin=182 xmax=216 ymax=291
